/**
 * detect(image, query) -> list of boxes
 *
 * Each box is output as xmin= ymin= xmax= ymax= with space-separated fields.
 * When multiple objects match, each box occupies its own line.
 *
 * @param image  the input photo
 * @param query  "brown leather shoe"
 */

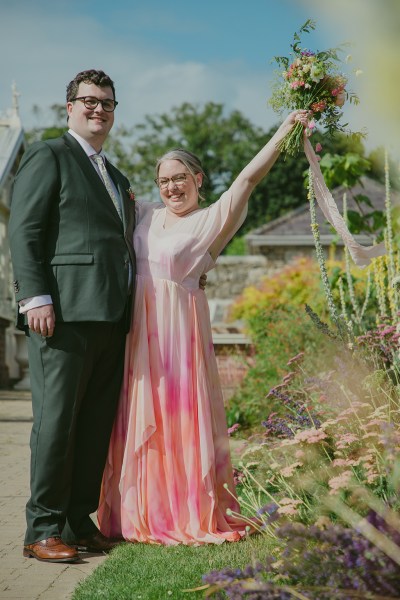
xmin=71 ymin=531 xmax=122 ymax=553
xmin=23 ymin=537 xmax=79 ymax=563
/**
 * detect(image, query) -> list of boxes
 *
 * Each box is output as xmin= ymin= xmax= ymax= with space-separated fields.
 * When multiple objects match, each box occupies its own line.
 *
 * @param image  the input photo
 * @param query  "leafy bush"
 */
xmin=223 ymin=235 xmax=247 ymax=255
xmin=226 ymin=256 xmax=372 ymax=428
xmin=230 ymin=257 xmax=330 ymax=322
xmin=225 ymin=306 xmax=331 ymax=428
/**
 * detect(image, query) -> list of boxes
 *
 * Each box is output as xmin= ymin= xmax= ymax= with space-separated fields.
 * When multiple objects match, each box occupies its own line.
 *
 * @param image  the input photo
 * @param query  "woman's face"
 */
xmin=157 ymin=159 xmax=202 ymax=216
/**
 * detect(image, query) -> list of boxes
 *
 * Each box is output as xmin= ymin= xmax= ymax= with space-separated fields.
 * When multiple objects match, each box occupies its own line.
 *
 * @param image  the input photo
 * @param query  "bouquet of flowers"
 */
xmin=268 ymin=19 xmax=359 ymax=156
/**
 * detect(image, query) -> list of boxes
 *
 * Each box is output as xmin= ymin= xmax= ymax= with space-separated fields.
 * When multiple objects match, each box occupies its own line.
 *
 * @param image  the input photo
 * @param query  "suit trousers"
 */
xmin=24 ymin=318 xmax=127 ymax=545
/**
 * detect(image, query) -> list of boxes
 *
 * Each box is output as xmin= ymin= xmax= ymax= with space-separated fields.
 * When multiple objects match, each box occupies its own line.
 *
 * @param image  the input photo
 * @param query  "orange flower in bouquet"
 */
xmin=268 ymin=20 xmax=360 ymax=156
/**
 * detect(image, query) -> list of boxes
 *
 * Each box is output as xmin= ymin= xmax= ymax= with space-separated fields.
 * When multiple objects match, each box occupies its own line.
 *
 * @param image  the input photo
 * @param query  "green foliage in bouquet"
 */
xmin=268 ymin=19 xmax=361 ymax=156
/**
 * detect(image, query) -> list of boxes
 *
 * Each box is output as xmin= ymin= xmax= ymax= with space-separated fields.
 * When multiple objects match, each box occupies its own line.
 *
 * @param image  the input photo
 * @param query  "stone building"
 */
xmin=0 ymin=85 xmax=26 ymax=386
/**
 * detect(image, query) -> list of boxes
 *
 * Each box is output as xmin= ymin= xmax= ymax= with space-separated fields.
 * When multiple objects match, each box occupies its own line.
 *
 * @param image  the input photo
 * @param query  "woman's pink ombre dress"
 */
xmin=98 ymin=193 xmax=247 ymax=545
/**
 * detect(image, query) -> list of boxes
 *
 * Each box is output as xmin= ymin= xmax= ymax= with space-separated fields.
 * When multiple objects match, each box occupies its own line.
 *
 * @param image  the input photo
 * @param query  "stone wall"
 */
xmin=205 ymin=255 xmax=273 ymax=300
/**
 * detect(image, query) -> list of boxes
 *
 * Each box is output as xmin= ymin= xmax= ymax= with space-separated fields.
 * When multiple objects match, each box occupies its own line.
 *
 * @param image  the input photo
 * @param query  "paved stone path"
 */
xmin=0 ymin=390 xmax=106 ymax=600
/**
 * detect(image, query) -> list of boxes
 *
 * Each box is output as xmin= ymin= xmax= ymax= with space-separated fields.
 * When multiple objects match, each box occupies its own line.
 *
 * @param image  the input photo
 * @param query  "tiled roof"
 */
xmin=246 ymin=177 xmax=399 ymax=247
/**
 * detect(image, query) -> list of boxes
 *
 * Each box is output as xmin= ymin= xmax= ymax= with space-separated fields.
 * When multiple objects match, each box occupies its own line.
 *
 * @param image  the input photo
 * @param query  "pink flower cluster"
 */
xmin=282 ymin=53 xmax=347 ymax=117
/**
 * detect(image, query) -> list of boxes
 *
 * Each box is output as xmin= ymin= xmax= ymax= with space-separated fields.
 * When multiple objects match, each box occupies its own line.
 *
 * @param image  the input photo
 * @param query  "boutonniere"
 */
xmin=127 ymin=187 xmax=135 ymax=201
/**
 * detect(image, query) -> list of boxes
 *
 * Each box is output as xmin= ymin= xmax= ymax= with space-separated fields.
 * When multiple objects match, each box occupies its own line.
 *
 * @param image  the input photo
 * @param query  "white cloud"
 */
xmin=0 ymin=2 xmax=278 ymax=133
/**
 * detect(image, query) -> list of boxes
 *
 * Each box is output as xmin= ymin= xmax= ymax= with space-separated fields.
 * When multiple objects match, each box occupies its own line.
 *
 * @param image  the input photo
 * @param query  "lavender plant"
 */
xmin=203 ymin=515 xmax=400 ymax=599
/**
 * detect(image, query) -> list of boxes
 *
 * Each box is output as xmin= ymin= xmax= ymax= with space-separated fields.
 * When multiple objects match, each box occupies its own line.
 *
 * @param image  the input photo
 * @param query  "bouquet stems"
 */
xmin=276 ymin=121 xmax=305 ymax=156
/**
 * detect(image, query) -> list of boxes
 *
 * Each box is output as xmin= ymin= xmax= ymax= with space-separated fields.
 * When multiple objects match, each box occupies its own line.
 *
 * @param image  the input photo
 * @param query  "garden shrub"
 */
xmin=224 ymin=256 xmax=367 ymax=428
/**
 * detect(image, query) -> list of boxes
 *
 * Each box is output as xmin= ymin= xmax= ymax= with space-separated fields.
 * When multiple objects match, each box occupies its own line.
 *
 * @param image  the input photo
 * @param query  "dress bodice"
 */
xmin=134 ymin=192 xmax=246 ymax=290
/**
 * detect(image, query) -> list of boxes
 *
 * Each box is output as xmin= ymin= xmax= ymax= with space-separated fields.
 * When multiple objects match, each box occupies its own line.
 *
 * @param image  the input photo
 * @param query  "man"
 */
xmin=9 ymin=70 xmax=135 ymax=562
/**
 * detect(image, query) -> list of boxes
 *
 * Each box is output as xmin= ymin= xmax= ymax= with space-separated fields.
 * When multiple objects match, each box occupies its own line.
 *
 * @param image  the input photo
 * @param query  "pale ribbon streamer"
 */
xmin=303 ymin=137 xmax=386 ymax=268
xmin=92 ymin=154 xmax=123 ymax=221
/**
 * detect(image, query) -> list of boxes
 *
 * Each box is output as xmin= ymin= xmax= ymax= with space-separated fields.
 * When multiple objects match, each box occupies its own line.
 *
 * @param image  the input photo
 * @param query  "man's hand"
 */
xmin=27 ymin=304 xmax=56 ymax=337
xmin=199 ymin=273 xmax=207 ymax=290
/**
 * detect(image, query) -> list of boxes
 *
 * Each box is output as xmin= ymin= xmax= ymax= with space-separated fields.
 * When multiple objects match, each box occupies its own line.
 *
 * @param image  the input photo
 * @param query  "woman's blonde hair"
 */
xmin=155 ymin=148 xmax=206 ymax=202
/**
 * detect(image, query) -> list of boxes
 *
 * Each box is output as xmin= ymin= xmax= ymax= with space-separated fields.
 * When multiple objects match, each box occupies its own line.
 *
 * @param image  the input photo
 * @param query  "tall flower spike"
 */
xmin=384 ymin=150 xmax=400 ymax=315
xmin=308 ymin=168 xmax=344 ymax=337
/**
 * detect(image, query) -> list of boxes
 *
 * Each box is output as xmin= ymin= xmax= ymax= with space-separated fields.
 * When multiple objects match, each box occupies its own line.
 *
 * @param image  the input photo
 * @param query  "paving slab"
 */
xmin=0 ymin=390 xmax=106 ymax=600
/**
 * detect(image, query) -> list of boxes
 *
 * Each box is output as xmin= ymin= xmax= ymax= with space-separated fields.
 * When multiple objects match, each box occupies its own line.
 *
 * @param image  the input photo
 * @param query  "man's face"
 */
xmin=67 ymin=82 xmax=115 ymax=147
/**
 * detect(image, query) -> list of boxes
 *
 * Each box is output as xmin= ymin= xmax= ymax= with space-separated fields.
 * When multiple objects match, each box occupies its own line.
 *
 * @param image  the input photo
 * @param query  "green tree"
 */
xmin=368 ymin=146 xmax=400 ymax=191
xmin=318 ymin=150 xmax=388 ymax=237
xmin=26 ymin=103 xmax=67 ymax=144
xmin=319 ymin=152 xmax=371 ymax=189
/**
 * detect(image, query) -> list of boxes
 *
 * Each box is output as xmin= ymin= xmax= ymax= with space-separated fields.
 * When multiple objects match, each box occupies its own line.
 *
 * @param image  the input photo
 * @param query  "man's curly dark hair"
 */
xmin=66 ymin=69 xmax=116 ymax=102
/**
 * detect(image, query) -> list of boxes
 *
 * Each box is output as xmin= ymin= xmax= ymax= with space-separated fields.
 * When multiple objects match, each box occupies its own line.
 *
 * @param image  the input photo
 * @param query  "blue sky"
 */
xmin=1 ymin=0 xmax=399 ymax=155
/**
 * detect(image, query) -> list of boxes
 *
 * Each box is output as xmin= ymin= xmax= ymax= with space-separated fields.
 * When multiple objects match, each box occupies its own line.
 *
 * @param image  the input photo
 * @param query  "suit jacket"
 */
xmin=9 ymin=132 xmax=136 ymax=327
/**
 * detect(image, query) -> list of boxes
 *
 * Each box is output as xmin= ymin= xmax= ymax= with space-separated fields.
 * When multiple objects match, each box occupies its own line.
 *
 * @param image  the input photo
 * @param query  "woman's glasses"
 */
xmin=155 ymin=173 xmax=187 ymax=190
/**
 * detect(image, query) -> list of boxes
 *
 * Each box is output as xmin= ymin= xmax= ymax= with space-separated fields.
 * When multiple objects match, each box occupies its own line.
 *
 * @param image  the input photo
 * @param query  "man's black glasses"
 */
xmin=71 ymin=96 xmax=118 ymax=112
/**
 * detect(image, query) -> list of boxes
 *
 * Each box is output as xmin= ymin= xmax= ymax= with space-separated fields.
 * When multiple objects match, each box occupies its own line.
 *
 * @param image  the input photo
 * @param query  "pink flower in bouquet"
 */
xmin=306 ymin=120 xmax=316 ymax=138
xmin=331 ymin=78 xmax=347 ymax=107
xmin=311 ymin=100 xmax=327 ymax=113
xmin=334 ymin=90 xmax=346 ymax=107
xmin=315 ymin=142 xmax=323 ymax=153
xmin=290 ymin=80 xmax=305 ymax=89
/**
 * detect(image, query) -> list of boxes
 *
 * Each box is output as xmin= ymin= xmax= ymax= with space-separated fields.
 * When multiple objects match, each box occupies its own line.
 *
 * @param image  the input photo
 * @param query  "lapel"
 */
xmin=63 ymin=132 xmax=123 ymax=228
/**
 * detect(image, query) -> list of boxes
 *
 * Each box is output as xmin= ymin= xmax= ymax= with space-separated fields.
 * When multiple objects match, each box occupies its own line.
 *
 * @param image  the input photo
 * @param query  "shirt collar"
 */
xmin=68 ymin=129 xmax=105 ymax=159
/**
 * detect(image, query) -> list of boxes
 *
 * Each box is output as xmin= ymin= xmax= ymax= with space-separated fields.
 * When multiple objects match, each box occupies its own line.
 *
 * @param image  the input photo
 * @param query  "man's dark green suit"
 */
xmin=9 ymin=129 xmax=135 ymax=546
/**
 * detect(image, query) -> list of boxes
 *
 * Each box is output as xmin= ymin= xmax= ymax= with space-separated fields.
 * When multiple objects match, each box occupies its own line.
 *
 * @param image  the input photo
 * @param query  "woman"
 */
xmin=98 ymin=109 xmax=308 ymax=545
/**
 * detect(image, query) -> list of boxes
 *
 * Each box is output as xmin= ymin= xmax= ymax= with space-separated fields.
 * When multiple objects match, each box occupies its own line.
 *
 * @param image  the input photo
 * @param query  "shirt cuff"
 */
xmin=19 ymin=295 xmax=53 ymax=314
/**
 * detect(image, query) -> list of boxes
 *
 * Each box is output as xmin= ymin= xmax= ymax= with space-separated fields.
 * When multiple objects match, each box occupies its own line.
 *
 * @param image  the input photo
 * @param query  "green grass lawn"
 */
xmin=72 ymin=534 xmax=274 ymax=600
